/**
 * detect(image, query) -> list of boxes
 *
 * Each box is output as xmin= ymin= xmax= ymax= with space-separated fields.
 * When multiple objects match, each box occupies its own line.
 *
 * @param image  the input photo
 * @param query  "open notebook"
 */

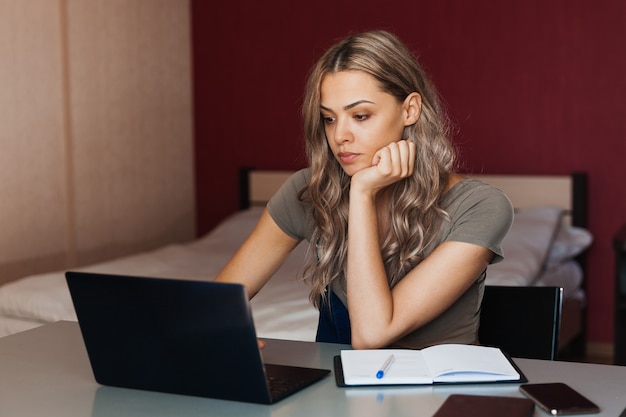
xmin=334 ymin=344 xmax=526 ymax=387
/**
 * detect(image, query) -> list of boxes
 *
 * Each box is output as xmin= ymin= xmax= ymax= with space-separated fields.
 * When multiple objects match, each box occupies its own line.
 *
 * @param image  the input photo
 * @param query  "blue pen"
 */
xmin=375 ymin=354 xmax=395 ymax=379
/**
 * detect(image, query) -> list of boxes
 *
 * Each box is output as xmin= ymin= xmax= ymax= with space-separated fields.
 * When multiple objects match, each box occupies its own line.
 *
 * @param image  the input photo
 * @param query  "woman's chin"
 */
xmin=339 ymin=163 xmax=368 ymax=177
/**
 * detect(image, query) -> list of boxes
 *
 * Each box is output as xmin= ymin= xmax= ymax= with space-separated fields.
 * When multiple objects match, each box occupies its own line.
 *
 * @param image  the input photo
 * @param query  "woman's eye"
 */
xmin=322 ymin=116 xmax=336 ymax=124
xmin=354 ymin=114 xmax=369 ymax=121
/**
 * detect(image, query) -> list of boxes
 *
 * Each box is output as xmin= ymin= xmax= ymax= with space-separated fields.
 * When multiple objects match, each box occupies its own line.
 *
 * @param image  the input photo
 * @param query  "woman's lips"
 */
xmin=338 ymin=152 xmax=359 ymax=164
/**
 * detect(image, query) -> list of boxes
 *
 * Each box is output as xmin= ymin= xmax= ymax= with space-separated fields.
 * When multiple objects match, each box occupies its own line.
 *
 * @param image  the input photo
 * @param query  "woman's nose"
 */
xmin=333 ymin=118 xmax=353 ymax=144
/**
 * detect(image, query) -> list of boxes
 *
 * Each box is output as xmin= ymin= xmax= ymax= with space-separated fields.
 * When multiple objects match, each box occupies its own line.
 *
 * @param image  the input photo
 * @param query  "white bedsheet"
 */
xmin=0 ymin=208 xmax=319 ymax=340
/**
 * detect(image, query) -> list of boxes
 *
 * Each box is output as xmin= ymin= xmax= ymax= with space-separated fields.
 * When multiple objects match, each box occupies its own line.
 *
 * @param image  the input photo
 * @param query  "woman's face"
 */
xmin=320 ymin=70 xmax=417 ymax=177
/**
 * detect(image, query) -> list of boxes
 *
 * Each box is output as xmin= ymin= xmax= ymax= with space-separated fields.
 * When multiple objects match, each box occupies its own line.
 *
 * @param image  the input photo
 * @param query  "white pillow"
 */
xmin=486 ymin=206 xmax=564 ymax=286
xmin=545 ymin=225 xmax=592 ymax=268
xmin=535 ymin=261 xmax=584 ymax=300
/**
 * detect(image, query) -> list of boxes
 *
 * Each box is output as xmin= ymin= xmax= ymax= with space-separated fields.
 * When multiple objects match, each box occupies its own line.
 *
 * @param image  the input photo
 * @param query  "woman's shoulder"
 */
xmin=441 ymin=176 xmax=514 ymax=263
xmin=289 ymin=167 xmax=312 ymax=186
xmin=443 ymin=176 xmax=514 ymax=226
xmin=267 ymin=167 xmax=311 ymax=206
xmin=266 ymin=168 xmax=314 ymax=240
xmin=444 ymin=176 xmax=512 ymax=207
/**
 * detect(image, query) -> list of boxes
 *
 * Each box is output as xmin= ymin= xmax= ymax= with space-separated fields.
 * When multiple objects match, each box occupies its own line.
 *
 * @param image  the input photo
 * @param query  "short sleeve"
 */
xmin=444 ymin=180 xmax=514 ymax=264
xmin=266 ymin=168 xmax=314 ymax=241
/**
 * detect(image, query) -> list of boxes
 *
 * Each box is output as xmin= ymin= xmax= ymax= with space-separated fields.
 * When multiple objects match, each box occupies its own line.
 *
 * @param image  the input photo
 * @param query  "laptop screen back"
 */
xmin=66 ymin=272 xmax=273 ymax=403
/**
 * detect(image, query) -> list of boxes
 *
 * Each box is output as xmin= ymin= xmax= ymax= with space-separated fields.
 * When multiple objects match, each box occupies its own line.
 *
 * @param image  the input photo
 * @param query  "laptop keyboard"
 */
xmin=267 ymin=375 xmax=306 ymax=398
xmin=263 ymin=363 xmax=330 ymax=403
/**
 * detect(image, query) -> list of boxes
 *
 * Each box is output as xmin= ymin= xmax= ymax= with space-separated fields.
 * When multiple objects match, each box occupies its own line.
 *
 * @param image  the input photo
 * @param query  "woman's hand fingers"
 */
xmin=372 ymin=140 xmax=416 ymax=179
xmin=353 ymin=140 xmax=416 ymax=195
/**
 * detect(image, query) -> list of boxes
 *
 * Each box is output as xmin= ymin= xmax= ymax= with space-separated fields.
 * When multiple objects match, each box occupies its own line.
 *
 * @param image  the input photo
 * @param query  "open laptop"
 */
xmin=65 ymin=271 xmax=330 ymax=404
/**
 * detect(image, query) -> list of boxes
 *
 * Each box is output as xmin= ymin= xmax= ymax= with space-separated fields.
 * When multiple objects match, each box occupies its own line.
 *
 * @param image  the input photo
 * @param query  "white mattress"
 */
xmin=0 ymin=315 xmax=47 ymax=338
xmin=0 ymin=208 xmax=319 ymax=340
xmin=0 ymin=206 xmax=590 ymax=339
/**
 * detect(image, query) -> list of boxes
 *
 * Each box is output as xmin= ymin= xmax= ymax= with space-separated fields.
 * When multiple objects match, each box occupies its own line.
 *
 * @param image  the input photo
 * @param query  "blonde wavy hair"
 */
xmin=300 ymin=30 xmax=456 ymax=307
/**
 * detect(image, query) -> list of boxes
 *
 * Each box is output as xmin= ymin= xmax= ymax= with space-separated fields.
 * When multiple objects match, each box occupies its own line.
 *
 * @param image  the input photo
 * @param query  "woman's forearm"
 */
xmin=346 ymin=189 xmax=396 ymax=348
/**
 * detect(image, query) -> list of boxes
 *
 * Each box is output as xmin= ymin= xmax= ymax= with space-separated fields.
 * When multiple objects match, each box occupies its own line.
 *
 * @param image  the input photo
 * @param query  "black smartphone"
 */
xmin=520 ymin=382 xmax=600 ymax=415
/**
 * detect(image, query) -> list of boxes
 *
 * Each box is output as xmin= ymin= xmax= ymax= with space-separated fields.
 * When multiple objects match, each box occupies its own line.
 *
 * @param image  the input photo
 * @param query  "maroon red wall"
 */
xmin=191 ymin=0 xmax=626 ymax=345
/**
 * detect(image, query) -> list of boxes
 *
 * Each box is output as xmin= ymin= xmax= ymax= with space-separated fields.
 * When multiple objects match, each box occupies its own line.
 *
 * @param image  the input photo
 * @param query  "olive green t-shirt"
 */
xmin=267 ymin=168 xmax=514 ymax=349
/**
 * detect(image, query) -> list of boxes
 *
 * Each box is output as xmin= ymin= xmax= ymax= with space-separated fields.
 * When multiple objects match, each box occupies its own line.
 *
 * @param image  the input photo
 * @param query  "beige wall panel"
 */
xmin=66 ymin=0 xmax=195 ymax=265
xmin=0 ymin=1 xmax=69 ymax=283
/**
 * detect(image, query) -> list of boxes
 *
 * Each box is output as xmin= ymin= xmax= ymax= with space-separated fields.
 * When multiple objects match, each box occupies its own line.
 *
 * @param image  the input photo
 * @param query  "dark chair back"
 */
xmin=479 ymin=285 xmax=563 ymax=360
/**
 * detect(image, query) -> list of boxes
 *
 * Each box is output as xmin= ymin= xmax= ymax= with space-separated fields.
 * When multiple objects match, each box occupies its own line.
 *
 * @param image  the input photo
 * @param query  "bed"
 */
xmin=0 ymin=169 xmax=591 ymax=357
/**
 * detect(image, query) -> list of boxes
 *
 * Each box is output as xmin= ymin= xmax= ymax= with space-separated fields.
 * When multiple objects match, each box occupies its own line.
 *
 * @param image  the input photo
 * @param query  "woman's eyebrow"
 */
xmin=320 ymin=100 xmax=375 ymax=112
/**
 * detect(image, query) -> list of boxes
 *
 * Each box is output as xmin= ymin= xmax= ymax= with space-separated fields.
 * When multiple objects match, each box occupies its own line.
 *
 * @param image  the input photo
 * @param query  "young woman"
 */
xmin=216 ymin=30 xmax=513 ymax=350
